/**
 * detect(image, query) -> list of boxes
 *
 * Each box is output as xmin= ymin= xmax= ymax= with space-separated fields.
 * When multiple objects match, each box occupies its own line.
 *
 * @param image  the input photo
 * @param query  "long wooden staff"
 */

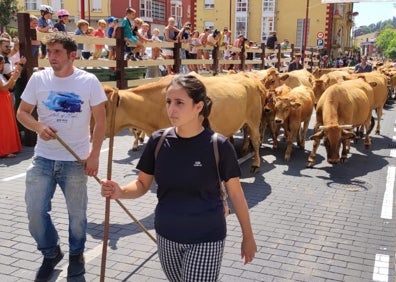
xmin=99 ymin=91 xmax=117 ymax=282
xmin=54 ymin=134 xmax=157 ymax=243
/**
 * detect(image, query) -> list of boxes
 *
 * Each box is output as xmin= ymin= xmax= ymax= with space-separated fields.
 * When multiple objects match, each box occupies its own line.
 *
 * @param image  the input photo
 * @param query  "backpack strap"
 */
xmin=154 ymin=127 xmax=173 ymax=160
xmin=212 ymin=133 xmax=221 ymax=180
xmin=212 ymin=133 xmax=230 ymax=216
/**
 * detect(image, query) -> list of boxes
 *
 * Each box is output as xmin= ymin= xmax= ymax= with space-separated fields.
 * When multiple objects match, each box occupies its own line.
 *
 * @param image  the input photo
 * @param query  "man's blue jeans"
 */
xmin=25 ymin=156 xmax=88 ymax=257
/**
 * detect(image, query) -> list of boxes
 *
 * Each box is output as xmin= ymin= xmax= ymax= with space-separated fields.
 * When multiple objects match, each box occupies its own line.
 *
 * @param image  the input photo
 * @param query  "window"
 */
xmin=25 ymin=0 xmax=37 ymax=10
xmin=263 ymin=0 xmax=275 ymax=12
xmin=171 ymin=1 xmax=182 ymax=28
xmin=92 ymin=0 xmax=102 ymax=12
xmin=261 ymin=16 xmax=274 ymax=42
xmin=204 ymin=0 xmax=214 ymax=9
xmin=236 ymin=16 xmax=247 ymax=38
xmin=140 ymin=0 xmax=152 ymax=18
xmin=236 ymin=0 xmax=247 ymax=12
xmin=261 ymin=0 xmax=276 ymax=42
xmin=204 ymin=21 xmax=214 ymax=31
xmin=296 ymin=18 xmax=310 ymax=48
xmin=152 ymin=1 xmax=165 ymax=21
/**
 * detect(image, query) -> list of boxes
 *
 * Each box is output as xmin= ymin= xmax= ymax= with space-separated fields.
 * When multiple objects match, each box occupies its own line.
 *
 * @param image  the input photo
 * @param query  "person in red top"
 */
xmin=0 ymin=54 xmax=22 ymax=158
xmin=93 ymin=19 xmax=106 ymax=60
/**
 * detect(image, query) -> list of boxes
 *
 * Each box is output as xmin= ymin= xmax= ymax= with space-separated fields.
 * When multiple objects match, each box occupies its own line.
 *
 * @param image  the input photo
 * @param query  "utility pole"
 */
xmin=303 ymin=0 xmax=310 ymax=64
xmin=80 ymin=0 xmax=85 ymax=19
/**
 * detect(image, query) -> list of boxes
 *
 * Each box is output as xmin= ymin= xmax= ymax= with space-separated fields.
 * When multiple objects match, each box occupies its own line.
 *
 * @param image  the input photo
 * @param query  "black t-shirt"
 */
xmin=137 ymin=127 xmax=241 ymax=244
xmin=266 ymin=35 xmax=277 ymax=49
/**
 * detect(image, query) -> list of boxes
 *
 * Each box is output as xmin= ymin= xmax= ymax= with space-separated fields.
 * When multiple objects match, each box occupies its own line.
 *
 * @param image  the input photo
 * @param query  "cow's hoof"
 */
xmin=364 ymin=144 xmax=370 ymax=149
xmin=340 ymin=157 xmax=347 ymax=163
xmin=375 ymin=130 xmax=380 ymax=135
xmin=250 ymin=166 xmax=259 ymax=174
xmin=132 ymin=147 xmax=138 ymax=151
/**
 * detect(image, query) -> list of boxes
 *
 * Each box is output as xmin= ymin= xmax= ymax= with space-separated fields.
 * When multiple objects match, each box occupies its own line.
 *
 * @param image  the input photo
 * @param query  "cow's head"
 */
xmin=312 ymin=79 xmax=325 ymax=105
xmin=273 ymin=96 xmax=301 ymax=125
xmin=309 ymin=125 xmax=355 ymax=164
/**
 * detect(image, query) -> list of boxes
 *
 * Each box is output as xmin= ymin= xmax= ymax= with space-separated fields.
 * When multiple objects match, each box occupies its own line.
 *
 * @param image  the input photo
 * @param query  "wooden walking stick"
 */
xmin=54 ymin=135 xmax=157 ymax=244
xmin=99 ymin=91 xmax=117 ymax=282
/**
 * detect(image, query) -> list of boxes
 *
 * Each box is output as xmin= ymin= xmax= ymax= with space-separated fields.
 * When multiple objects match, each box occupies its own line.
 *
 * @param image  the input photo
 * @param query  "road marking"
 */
xmin=55 ymin=244 xmax=104 ymax=280
xmin=373 ymin=254 xmax=389 ymax=282
xmin=0 ymin=148 xmax=111 ymax=182
xmin=1 ymin=172 xmax=26 ymax=182
xmin=381 ymin=166 xmax=395 ymax=219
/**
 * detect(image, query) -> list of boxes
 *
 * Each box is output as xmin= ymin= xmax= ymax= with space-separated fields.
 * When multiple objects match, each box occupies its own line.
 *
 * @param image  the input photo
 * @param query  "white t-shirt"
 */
xmin=21 ymin=67 xmax=107 ymax=161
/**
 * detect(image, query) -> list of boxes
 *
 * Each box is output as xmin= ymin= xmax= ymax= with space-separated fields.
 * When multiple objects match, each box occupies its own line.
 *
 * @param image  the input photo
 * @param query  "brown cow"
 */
xmin=312 ymin=70 xmax=351 ymax=104
xmin=306 ymin=79 xmax=374 ymax=167
xmin=103 ymin=73 xmax=264 ymax=172
xmin=272 ymin=85 xmax=315 ymax=161
xmin=312 ymin=67 xmax=353 ymax=79
xmin=348 ymin=71 xmax=388 ymax=134
xmin=262 ymin=67 xmax=314 ymax=90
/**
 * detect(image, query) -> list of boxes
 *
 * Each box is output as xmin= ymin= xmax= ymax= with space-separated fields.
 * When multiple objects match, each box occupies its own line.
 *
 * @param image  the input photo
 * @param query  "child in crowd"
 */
xmin=107 ymin=16 xmax=118 ymax=60
xmin=129 ymin=18 xmax=148 ymax=60
xmin=54 ymin=9 xmax=70 ymax=32
xmin=29 ymin=15 xmax=41 ymax=57
xmin=82 ymin=26 xmax=95 ymax=60
xmin=74 ymin=19 xmax=89 ymax=59
xmin=93 ymin=19 xmax=106 ymax=59
xmin=37 ymin=5 xmax=55 ymax=59
xmin=151 ymin=28 xmax=162 ymax=59
xmin=121 ymin=7 xmax=138 ymax=60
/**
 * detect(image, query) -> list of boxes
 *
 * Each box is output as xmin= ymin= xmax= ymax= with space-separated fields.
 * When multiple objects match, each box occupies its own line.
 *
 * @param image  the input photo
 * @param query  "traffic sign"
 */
xmin=317 ymin=39 xmax=324 ymax=48
xmin=317 ymin=32 xmax=324 ymax=39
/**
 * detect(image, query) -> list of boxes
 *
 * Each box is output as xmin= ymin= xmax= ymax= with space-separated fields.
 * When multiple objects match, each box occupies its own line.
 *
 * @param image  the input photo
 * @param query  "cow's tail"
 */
xmin=367 ymin=115 xmax=375 ymax=135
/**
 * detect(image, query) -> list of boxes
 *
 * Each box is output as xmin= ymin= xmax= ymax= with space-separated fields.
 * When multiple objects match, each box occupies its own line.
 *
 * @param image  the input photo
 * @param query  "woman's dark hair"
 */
xmin=166 ymin=74 xmax=212 ymax=129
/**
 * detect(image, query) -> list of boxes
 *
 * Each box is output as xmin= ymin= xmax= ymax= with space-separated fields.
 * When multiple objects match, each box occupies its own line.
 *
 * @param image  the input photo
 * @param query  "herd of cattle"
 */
xmin=101 ymin=61 xmax=396 ymax=172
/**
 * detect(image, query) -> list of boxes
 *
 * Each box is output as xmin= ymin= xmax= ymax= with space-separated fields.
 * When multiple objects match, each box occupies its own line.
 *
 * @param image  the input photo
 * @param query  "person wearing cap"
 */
xmin=37 ymin=5 xmax=55 ymax=59
xmin=74 ymin=19 xmax=89 ymax=59
xmin=54 ymin=9 xmax=70 ymax=32
xmin=288 ymin=53 xmax=303 ymax=72
xmin=107 ymin=16 xmax=118 ymax=60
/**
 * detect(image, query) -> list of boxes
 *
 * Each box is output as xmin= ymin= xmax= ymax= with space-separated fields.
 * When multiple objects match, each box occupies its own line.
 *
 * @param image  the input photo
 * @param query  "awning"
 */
xmin=322 ymin=0 xmax=394 ymax=3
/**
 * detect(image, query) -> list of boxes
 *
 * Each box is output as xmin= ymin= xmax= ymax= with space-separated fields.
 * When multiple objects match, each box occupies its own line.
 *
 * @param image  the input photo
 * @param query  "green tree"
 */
xmin=376 ymin=28 xmax=396 ymax=55
xmin=0 ymin=0 xmax=19 ymax=32
xmin=384 ymin=37 xmax=396 ymax=59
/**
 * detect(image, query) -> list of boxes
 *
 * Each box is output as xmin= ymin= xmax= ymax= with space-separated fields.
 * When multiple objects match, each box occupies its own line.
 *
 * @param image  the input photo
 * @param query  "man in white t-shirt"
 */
xmin=17 ymin=32 xmax=107 ymax=281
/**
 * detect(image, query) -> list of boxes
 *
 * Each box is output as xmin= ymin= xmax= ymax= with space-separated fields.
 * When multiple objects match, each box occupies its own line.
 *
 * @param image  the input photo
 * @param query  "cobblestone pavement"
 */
xmin=1 ymin=100 xmax=396 ymax=282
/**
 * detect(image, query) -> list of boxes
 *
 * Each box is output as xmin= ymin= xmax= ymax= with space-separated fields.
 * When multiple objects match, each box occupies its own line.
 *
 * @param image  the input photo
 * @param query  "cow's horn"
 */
xmin=340 ymin=125 xmax=353 ymax=129
xmin=318 ymin=125 xmax=327 ymax=130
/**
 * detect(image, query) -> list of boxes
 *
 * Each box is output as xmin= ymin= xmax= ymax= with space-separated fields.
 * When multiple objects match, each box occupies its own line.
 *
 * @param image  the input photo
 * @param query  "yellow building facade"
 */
xmin=15 ymin=0 xmax=111 ymax=30
xmin=195 ymin=0 xmax=354 ymax=58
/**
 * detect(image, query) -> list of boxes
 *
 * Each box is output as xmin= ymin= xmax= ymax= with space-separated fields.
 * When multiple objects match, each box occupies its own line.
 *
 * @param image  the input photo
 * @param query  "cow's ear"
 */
xmin=280 ymin=74 xmax=289 ymax=81
xmin=290 ymin=101 xmax=301 ymax=109
xmin=309 ymin=130 xmax=324 ymax=141
xmin=342 ymin=130 xmax=355 ymax=140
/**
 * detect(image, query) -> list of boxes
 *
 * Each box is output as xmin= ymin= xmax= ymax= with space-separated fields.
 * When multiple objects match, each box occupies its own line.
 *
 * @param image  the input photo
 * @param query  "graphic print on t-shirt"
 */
xmin=42 ymin=91 xmax=83 ymax=113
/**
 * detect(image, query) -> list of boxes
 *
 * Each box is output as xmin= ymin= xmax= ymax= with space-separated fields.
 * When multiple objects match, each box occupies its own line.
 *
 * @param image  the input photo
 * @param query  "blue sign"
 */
xmin=317 ymin=39 xmax=324 ymax=48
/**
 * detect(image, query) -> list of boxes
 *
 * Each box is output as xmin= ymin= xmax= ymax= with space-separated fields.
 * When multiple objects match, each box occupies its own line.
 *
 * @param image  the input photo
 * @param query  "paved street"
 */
xmin=1 ymin=99 xmax=396 ymax=282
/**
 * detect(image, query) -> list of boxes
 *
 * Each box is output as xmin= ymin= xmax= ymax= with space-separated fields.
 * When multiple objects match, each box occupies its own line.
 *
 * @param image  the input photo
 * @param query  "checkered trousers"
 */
xmin=157 ymin=233 xmax=225 ymax=282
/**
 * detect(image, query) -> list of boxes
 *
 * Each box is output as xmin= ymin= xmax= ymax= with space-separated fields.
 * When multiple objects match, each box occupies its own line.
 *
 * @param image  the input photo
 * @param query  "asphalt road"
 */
xmin=1 ymin=99 xmax=396 ymax=281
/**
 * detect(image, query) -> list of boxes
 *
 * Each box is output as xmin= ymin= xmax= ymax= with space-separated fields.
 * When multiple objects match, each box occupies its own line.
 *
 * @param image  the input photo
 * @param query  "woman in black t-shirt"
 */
xmin=101 ymin=75 xmax=257 ymax=282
